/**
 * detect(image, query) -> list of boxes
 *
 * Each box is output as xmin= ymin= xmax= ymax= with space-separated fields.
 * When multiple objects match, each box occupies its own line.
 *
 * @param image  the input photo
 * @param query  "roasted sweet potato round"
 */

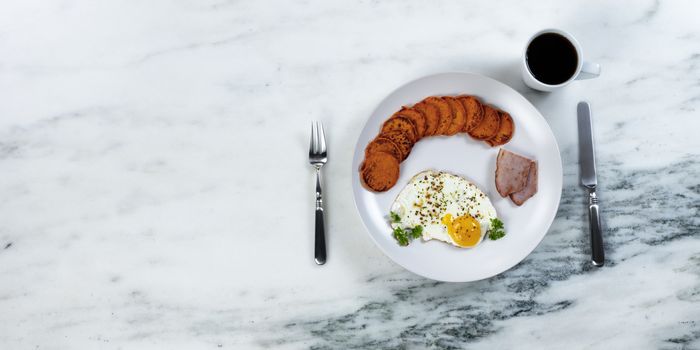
xmin=425 ymin=96 xmax=453 ymax=135
xmin=486 ymin=111 xmax=515 ymax=147
xmin=379 ymin=130 xmax=414 ymax=161
xmin=365 ymin=136 xmax=403 ymax=160
xmin=468 ymin=104 xmax=501 ymax=140
xmin=458 ymin=95 xmax=484 ymax=132
xmin=360 ymin=152 xmax=400 ymax=192
xmin=381 ymin=115 xmax=417 ymax=143
xmin=443 ymin=96 xmax=467 ymax=135
xmin=394 ymin=107 xmax=427 ymax=139
xmin=412 ymin=101 xmax=440 ymax=136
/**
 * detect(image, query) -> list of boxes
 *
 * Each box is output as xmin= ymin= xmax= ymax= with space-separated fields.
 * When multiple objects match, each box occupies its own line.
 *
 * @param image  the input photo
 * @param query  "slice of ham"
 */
xmin=495 ymin=148 xmax=532 ymax=197
xmin=510 ymin=161 xmax=538 ymax=206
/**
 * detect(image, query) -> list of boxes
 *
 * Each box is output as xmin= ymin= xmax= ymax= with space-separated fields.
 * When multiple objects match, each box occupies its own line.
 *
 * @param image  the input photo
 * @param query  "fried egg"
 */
xmin=390 ymin=170 xmax=498 ymax=248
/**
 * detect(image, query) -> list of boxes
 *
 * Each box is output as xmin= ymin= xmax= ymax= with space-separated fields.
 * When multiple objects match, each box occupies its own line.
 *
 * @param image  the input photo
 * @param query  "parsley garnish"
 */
xmin=389 ymin=211 xmax=401 ymax=223
xmin=410 ymin=225 xmax=423 ymax=239
xmin=393 ymin=227 xmax=409 ymax=246
xmin=488 ymin=218 xmax=506 ymax=240
xmin=392 ymin=225 xmax=424 ymax=246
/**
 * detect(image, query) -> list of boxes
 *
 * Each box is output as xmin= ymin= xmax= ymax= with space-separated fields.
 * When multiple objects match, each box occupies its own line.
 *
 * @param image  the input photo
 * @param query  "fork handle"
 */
xmin=314 ymin=168 xmax=326 ymax=265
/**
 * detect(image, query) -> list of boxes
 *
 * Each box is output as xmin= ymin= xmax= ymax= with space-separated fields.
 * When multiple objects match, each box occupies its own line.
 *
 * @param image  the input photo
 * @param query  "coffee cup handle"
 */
xmin=576 ymin=61 xmax=601 ymax=80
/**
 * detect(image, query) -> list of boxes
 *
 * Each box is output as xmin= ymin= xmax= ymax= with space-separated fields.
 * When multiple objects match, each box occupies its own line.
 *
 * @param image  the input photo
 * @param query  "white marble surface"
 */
xmin=1 ymin=0 xmax=699 ymax=349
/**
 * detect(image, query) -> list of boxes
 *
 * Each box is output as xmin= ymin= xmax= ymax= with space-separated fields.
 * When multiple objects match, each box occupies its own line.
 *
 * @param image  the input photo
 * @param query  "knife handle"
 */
xmin=588 ymin=190 xmax=604 ymax=266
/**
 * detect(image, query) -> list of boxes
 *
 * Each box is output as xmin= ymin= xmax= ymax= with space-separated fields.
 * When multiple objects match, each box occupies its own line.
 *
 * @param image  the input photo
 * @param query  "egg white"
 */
xmin=390 ymin=170 xmax=498 ymax=247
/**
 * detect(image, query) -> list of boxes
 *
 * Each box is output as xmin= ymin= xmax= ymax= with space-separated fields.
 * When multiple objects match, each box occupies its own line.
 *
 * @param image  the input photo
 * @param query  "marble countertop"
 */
xmin=1 ymin=1 xmax=699 ymax=349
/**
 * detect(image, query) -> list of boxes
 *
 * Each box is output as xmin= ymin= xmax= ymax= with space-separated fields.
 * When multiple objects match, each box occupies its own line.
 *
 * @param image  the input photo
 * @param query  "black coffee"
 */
xmin=526 ymin=33 xmax=578 ymax=85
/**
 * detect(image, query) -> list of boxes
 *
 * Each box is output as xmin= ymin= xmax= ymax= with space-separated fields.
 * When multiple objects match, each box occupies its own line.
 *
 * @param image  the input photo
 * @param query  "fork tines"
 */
xmin=309 ymin=121 xmax=327 ymax=161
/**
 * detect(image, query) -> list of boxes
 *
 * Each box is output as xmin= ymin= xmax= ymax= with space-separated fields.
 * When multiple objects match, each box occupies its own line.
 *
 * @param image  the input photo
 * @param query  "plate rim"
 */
xmin=350 ymin=71 xmax=563 ymax=282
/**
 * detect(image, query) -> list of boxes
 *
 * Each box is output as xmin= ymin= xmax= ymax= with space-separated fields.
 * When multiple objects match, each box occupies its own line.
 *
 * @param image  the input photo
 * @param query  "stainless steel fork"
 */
xmin=309 ymin=121 xmax=327 ymax=265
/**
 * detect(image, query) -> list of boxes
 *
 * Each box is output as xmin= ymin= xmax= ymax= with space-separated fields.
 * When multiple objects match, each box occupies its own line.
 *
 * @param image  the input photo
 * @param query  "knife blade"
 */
xmin=577 ymin=101 xmax=604 ymax=266
xmin=578 ymin=102 xmax=597 ymax=188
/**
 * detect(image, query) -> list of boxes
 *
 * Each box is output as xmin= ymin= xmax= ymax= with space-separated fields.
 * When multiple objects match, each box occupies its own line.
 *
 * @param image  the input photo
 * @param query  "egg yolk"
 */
xmin=441 ymin=214 xmax=482 ymax=248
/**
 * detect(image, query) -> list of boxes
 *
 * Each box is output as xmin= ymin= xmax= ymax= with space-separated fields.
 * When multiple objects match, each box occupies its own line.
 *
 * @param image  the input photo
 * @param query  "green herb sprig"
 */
xmin=488 ymin=218 xmax=506 ymax=240
xmin=392 ymin=225 xmax=424 ymax=246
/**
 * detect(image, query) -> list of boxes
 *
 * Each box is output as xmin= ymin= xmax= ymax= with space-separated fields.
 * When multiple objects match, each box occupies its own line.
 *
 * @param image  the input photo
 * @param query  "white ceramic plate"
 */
xmin=351 ymin=72 xmax=562 ymax=282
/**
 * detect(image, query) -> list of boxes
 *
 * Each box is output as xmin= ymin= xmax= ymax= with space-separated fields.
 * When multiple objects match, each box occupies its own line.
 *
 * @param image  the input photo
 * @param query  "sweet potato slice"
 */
xmin=360 ymin=152 xmax=400 ymax=192
xmin=413 ymin=101 xmax=440 ymax=136
xmin=443 ymin=96 xmax=467 ymax=135
xmin=468 ymin=104 xmax=501 ymax=140
xmin=458 ymin=96 xmax=484 ymax=132
xmin=394 ymin=107 xmax=427 ymax=139
xmin=486 ymin=111 xmax=515 ymax=146
xmin=381 ymin=115 xmax=417 ymax=143
xmin=365 ymin=136 xmax=402 ymax=161
xmin=379 ymin=130 xmax=414 ymax=161
xmin=425 ymin=96 xmax=452 ymax=135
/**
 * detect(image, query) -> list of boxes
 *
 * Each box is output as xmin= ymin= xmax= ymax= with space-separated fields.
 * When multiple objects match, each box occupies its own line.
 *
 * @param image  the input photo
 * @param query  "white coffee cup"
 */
xmin=522 ymin=29 xmax=600 ymax=92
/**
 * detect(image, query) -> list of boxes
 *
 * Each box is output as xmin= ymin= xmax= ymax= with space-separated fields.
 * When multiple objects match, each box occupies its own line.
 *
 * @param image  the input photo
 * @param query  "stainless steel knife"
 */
xmin=577 ymin=101 xmax=605 ymax=266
